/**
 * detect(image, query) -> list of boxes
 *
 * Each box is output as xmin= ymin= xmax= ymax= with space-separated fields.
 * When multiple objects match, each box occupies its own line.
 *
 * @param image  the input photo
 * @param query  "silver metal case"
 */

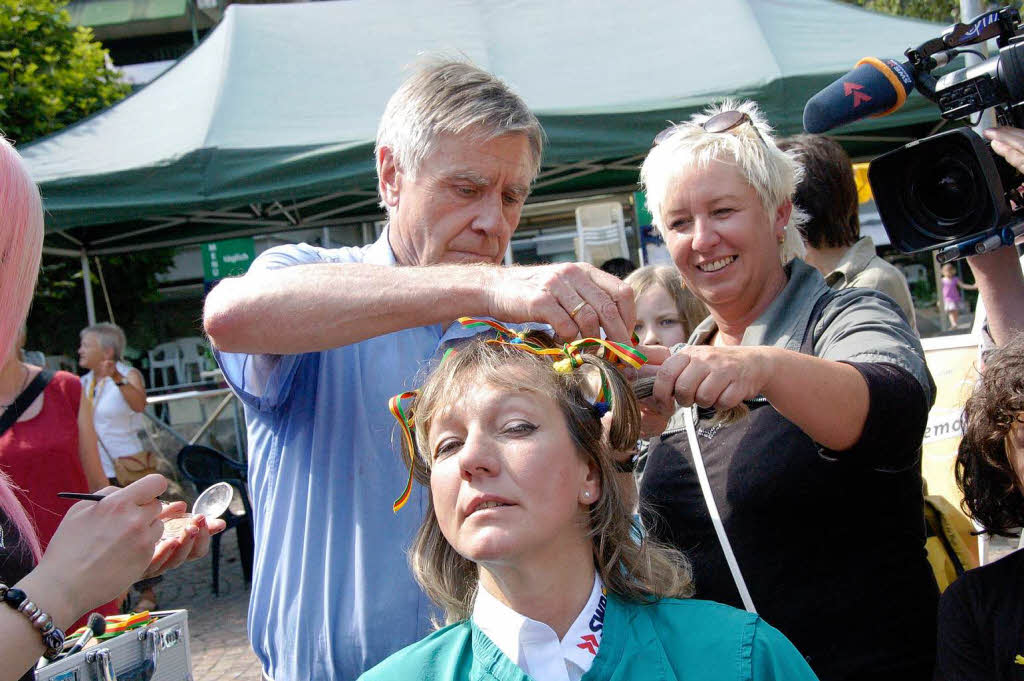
xmin=35 ymin=610 xmax=192 ymax=681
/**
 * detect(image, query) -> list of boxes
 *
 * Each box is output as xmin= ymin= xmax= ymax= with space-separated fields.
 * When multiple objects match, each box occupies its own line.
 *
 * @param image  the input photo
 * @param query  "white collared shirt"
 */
xmin=472 ymin=574 xmax=608 ymax=681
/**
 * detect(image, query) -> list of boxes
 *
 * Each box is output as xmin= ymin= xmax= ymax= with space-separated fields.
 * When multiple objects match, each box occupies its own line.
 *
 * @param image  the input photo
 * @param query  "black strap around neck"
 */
xmin=0 ymin=369 xmax=54 ymax=437
xmin=799 ymin=289 xmax=842 ymax=356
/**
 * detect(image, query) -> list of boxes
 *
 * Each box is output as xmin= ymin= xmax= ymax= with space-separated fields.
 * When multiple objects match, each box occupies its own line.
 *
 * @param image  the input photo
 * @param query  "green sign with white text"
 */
xmin=634 ymin=191 xmax=653 ymax=227
xmin=202 ymin=237 xmax=255 ymax=282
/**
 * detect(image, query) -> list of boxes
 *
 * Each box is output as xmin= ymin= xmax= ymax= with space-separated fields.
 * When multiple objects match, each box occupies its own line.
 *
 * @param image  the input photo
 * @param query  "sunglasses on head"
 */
xmin=653 ymin=110 xmax=767 ymax=147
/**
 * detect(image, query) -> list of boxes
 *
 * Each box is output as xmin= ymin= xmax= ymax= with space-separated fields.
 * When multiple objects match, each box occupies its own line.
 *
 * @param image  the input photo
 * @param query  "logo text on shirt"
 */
xmin=589 ymin=594 xmax=607 ymax=632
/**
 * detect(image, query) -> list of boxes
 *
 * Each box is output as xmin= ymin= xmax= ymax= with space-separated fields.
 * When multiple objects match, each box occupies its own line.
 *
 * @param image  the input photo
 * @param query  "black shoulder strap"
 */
xmin=0 ymin=369 xmax=55 ymax=437
xmin=799 ymin=288 xmax=842 ymax=356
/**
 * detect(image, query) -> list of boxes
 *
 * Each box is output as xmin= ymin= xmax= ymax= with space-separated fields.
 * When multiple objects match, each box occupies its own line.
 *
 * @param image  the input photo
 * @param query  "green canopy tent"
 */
xmin=22 ymin=0 xmax=948 ymax=259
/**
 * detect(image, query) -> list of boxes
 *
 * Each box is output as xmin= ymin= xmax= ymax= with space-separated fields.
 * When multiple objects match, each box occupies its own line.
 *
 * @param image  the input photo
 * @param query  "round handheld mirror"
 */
xmin=192 ymin=481 xmax=234 ymax=519
xmin=161 ymin=482 xmax=234 ymax=540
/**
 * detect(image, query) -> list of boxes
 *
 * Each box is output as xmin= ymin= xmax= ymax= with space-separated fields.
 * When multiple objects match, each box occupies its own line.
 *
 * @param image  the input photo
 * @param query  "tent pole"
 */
xmin=81 ymin=251 xmax=97 ymax=325
xmin=95 ymin=256 xmax=116 ymax=324
xmin=189 ymin=0 xmax=199 ymax=45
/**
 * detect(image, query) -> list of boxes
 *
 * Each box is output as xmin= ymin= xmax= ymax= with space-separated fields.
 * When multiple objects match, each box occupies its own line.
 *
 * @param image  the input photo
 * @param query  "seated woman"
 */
xmin=935 ymin=333 xmax=1024 ymax=680
xmin=636 ymin=101 xmax=937 ymax=680
xmin=360 ymin=331 xmax=818 ymax=681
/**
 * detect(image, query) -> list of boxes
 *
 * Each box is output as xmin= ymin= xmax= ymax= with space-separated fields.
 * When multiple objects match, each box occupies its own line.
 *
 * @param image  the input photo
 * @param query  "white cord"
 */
xmin=683 ymin=406 xmax=757 ymax=613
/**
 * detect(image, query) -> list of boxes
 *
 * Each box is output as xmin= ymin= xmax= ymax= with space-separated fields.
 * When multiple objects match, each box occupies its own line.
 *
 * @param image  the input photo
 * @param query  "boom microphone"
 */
xmin=803 ymin=57 xmax=916 ymax=133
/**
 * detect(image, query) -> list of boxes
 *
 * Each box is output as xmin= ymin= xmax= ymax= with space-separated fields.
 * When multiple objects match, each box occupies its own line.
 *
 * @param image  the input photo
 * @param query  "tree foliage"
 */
xmin=2 ymin=0 xmax=179 ymax=361
xmin=843 ymin=1 xmax=1022 ymax=24
xmin=0 ymin=0 xmax=130 ymax=143
xmin=27 ymin=252 xmax=178 ymax=362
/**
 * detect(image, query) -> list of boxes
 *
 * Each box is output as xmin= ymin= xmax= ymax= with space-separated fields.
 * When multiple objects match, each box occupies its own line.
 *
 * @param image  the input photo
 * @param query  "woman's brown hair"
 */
xmin=399 ymin=333 xmax=693 ymax=625
xmin=955 ymin=332 xmax=1024 ymax=536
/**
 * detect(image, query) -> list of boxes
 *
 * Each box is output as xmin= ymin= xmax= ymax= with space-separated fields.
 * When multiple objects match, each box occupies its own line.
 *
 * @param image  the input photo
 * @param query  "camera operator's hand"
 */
xmin=984 ymin=127 xmax=1024 ymax=174
xmin=971 ymin=126 xmax=1024 ymax=348
xmin=967 ymin=245 xmax=1024 ymax=348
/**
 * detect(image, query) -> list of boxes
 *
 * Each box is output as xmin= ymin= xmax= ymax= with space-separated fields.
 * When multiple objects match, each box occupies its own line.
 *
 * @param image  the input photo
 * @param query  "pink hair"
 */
xmin=0 ymin=135 xmax=44 ymax=561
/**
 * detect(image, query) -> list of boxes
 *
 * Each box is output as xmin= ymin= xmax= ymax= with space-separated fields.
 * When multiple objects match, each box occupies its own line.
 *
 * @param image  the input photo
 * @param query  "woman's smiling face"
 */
xmin=660 ymin=159 xmax=790 ymax=321
xmin=427 ymin=382 xmax=599 ymax=569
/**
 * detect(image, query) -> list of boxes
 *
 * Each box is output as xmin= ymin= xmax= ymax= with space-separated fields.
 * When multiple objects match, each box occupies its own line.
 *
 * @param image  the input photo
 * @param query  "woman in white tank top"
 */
xmin=77 ymin=324 xmax=148 ymax=480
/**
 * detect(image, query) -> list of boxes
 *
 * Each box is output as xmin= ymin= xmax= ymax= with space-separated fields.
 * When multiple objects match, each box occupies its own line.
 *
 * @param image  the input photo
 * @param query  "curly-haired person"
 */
xmin=935 ymin=332 xmax=1024 ymax=681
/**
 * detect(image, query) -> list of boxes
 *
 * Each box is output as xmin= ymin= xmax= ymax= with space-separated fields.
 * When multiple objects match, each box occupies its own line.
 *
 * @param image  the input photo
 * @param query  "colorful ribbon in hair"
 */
xmin=389 ymin=320 xmax=647 ymax=512
xmin=457 ymin=317 xmax=646 ymax=413
xmin=455 ymin=317 xmax=647 ymax=371
xmin=389 ymin=391 xmax=419 ymax=513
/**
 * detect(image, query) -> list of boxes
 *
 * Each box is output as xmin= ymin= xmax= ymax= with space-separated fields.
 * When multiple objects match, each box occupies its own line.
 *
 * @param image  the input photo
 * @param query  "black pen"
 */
xmin=57 ymin=492 xmax=107 ymax=501
xmin=58 ymin=492 xmax=177 ymax=504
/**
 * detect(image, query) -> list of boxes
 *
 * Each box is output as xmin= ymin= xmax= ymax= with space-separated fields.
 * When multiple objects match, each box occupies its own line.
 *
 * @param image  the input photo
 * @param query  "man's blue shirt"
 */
xmin=215 ymin=231 xmax=441 ymax=680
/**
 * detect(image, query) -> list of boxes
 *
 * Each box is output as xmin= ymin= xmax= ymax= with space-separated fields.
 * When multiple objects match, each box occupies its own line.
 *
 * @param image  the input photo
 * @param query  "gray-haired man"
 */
xmin=204 ymin=59 xmax=634 ymax=680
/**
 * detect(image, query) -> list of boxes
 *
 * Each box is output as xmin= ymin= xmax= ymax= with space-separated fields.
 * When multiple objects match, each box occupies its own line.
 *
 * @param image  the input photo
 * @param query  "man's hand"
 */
xmin=985 ymin=126 xmax=1024 ymax=173
xmin=486 ymin=262 xmax=636 ymax=342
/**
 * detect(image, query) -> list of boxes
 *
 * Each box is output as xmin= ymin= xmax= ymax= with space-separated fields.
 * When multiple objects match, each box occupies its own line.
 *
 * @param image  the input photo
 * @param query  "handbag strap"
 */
xmin=0 ymin=369 xmax=55 ymax=437
xmin=681 ymin=287 xmax=842 ymax=615
xmin=683 ymin=406 xmax=757 ymax=613
xmin=95 ymin=430 xmax=116 ymax=470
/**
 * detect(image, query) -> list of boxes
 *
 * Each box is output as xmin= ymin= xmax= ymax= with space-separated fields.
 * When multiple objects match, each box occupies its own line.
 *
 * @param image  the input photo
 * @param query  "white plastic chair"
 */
xmin=575 ymin=202 xmax=629 ymax=266
xmin=178 ymin=336 xmax=211 ymax=384
xmin=148 ymin=342 xmax=183 ymax=389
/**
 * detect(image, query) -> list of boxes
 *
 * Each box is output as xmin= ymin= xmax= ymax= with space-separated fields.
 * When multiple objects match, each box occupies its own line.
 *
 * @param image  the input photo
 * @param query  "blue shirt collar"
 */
xmin=363 ymin=224 xmax=398 ymax=267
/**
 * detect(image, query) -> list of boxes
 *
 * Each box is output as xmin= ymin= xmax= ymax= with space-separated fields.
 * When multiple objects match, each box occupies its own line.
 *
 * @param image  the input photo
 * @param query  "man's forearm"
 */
xmin=204 ymin=263 xmax=495 ymax=354
xmin=969 ymin=247 xmax=1024 ymax=347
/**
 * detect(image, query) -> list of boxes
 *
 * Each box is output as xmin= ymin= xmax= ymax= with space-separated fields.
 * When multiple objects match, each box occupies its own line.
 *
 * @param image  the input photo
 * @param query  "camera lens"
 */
xmin=870 ymin=128 xmax=1004 ymax=253
xmin=906 ymin=154 xmax=983 ymax=239
xmin=917 ymin=158 xmax=975 ymax=222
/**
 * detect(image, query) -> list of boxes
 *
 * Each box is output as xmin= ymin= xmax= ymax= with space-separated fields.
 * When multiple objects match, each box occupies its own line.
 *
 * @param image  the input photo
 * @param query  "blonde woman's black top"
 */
xmin=640 ymin=259 xmax=938 ymax=681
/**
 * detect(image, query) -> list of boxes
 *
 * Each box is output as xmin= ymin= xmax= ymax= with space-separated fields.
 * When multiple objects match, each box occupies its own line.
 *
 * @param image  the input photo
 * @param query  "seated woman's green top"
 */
xmin=359 ymin=594 xmax=818 ymax=681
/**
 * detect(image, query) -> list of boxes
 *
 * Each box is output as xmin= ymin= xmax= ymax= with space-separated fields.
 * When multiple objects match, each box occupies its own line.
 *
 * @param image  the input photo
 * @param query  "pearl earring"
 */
xmin=583 ymin=491 xmax=591 ymax=499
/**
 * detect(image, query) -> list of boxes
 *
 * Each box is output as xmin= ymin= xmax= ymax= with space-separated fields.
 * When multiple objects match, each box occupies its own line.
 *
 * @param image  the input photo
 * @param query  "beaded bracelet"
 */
xmin=0 ymin=582 xmax=66 ymax=659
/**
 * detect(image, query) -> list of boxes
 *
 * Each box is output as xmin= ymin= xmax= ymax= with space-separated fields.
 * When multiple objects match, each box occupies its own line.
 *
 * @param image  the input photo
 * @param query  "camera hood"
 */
xmin=868 ymin=128 xmax=1012 ymax=253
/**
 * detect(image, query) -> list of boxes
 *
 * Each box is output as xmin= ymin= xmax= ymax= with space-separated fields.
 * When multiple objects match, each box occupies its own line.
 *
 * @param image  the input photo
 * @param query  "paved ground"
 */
xmin=157 ymin=529 xmax=262 ymax=681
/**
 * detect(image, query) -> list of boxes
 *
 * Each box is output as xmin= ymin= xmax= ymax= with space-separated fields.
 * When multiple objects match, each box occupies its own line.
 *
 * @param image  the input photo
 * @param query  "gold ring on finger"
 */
xmin=569 ymin=301 xmax=588 ymax=318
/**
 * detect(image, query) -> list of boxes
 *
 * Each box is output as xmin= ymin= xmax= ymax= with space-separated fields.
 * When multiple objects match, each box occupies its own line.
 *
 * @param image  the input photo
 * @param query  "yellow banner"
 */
xmin=853 ymin=162 xmax=872 ymax=204
xmin=921 ymin=336 xmax=980 ymax=505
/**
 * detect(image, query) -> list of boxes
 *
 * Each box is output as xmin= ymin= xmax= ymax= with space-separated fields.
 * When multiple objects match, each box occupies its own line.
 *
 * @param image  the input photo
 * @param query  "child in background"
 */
xmin=941 ymin=262 xmax=978 ymax=329
xmin=624 ymin=266 xmax=708 ymax=481
xmin=625 ymin=265 xmax=708 ymax=348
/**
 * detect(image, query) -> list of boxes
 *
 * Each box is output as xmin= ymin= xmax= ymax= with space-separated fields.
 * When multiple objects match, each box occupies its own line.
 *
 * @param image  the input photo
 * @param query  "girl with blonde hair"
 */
xmin=625 ymin=265 xmax=708 ymax=348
